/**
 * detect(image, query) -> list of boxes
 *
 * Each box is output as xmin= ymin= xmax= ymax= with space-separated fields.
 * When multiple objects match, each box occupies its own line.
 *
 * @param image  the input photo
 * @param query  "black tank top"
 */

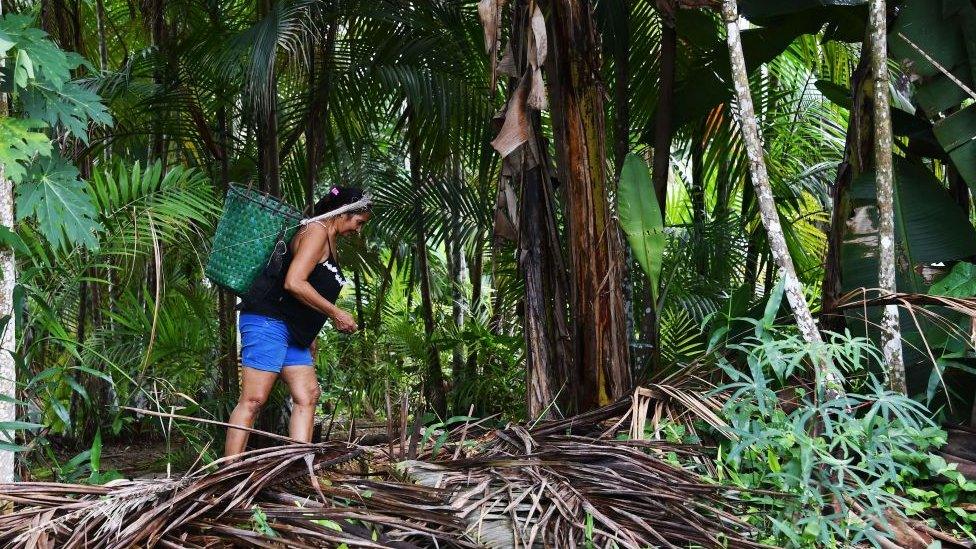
xmin=240 ymin=247 xmax=346 ymax=348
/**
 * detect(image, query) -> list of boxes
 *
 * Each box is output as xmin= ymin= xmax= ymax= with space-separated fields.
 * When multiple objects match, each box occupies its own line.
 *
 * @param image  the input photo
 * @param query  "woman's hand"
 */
xmin=330 ymin=309 xmax=358 ymax=333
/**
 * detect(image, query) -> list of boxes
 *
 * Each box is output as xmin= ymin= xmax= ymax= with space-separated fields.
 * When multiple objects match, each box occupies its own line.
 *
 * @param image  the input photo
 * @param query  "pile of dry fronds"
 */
xmin=0 ymin=390 xmax=764 ymax=548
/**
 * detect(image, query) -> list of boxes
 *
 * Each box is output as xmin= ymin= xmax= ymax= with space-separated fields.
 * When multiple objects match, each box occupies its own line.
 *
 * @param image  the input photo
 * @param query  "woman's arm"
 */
xmin=283 ymin=226 xmax=357 ymax=333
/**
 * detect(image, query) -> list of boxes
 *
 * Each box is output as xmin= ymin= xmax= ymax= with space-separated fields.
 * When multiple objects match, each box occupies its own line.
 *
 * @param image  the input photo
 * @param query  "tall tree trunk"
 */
xmin=257 ymin=94 xmax=280 ymax=197
xmin=256 ymin=0 xmax=280 ymax=196
xmin=143 ymin=0 xmax=167 ymax=161
xmin=869 ymin=0 xmax=905 ymax=393
xmin=508 ymin=95 xmax=575 ymax=416
xmin=464 ymin=233 xmax=484 ymax=378
xmin=822 ymin=43 xmax=873 ymax=334
xmin=407 ymin=106 xmax=446 ymax=417
xmin=0 ymin=62 xmax=16 ymax=480
xmin=690 ymin=119 xmax=707 ymax=275
xmin=547 ymin=0 xmax=631 ymax=410
xmin=216 ymin=104 xmax=238 ymax=404
xmin=521 ymin=166 xmax=558 ymax=417
xmin=722 ymin=1 xmax=830 ymax=362
xmin=304 ymin=23 xmax=336 ymax=211
xmin=95 ymin=0 xmax=108 ymax=72
xmin=0 ymin=170 xmax=14 ymax=483
xmin=304 ymin=42 xmax=318 ymax=211
xmin=446 ymin=226 xmax=466 ymax=379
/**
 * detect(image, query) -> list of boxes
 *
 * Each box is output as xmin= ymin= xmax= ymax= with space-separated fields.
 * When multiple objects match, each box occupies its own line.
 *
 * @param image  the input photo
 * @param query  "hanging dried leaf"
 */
xmin=529 ymin=4 xmax=547 ymax=68
xmin=477 ymin=0 xmax=503 ymax=54
xmin=478 ymin=0 xmax=507 ymax=91
xmin=498 ymin=42 xmax=519 ymax=77
xmin=491 ymin=72 xmax=533 ymax=157
xmin=493 ymin=178 xmax=519 ymax=241
xmin=527 ymin=67 xmax=547 ymax=110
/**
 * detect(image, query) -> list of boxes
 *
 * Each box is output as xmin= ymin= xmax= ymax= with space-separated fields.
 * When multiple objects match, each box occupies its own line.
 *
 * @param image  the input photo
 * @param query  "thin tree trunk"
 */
xmin=304 ymin=23 xmax=336 ymax=211
xmin=0 ymin=69 xmax=16 ymax=480
xmin=145 ymin=0 xmax=167 ymax=161
xmin=722 ymin=1 xmax=828 ymax=356
xmin=256 ymin=0 xmax=280 ymax=197
xmin=304 ymin=43 xmax=318 ymax=211
xmin=464 ymin=233 xmax=484 ymax=377
xmin=95 ymin=0 xmax=108 ymax=71
xmin=869 ymin=0 xmax=905 ymax=393
xmin=691 ymin=119 xmax=707 ymax=274
xmin=216 ymin=104 xmax=238 ymax=403
xmin=257 ymin=95 xmax=280 ymax=197
xmin=407 ymin=106 xmax=446 ymax=417
xmin=547 ymin=0 xmax=631 ymax=411
xmin=446 ymin=227 xmax=466 ymax=379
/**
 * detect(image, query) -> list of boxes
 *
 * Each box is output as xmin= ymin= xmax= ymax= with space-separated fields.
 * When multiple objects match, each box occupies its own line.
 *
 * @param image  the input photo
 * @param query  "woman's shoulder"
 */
xmin=292 ymin=223 xmax=328 ymax=248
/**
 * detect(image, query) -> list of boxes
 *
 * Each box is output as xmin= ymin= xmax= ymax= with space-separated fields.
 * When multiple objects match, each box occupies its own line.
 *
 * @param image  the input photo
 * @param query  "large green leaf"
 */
xmin=930 ymin=261 xmax=976 ymax=297
xmin=21 ymin=82 xmax=112 ymax=143
xmin=0 ymin=117 xmax=51 ymax=183
xmin=663 ymin=12 xmax=834 ymax=131
xmin=842 ymin=158 xmax=976 ymax=293
xmin=15 ymin=155 xmax=102 ymax=251
xmin=618 ymin=154 xmax=665 ymax=303
xmin=889 ymin=0 xmax=976 ymax=190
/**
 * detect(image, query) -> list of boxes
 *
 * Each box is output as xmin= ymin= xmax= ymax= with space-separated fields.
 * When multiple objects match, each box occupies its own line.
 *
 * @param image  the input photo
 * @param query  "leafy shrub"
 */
xmin=712 ymin=327 xmax=944 ymax=547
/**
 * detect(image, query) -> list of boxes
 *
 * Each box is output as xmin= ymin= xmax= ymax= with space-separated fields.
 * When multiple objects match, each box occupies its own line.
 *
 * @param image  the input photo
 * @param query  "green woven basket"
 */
xmin=205 ymin=184 xmax=301 ymax=296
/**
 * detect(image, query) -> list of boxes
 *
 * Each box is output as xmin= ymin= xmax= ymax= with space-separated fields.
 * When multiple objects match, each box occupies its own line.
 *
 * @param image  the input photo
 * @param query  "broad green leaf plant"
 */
xmin=0 ymin=13 xmax=111 ymax=251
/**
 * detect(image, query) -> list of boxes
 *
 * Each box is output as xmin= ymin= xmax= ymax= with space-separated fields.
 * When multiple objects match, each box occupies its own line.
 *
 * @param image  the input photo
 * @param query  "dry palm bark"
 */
xmin=546 ymin=0 xmax=632 ymax=410
xmin=869 ymin=0 xmax=906 ymax=393
xmin=721 ymin=2 xmax=829 ymax=354
xmin=481 ymin=0 xmax=574 ymax=418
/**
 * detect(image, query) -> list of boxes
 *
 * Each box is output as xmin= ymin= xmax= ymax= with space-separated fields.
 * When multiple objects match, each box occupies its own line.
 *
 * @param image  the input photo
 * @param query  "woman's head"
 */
xmin=313 ymin=186 xmax=372 ymax=235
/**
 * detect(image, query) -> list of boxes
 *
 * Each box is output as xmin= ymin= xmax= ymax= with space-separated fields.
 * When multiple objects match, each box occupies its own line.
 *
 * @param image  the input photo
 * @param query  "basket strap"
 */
xmin=300 ymin=195 xmax=372 ymax=225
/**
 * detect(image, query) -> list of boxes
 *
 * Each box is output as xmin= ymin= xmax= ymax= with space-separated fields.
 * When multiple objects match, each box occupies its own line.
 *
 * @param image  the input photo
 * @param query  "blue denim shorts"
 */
xmin=239 ymin=313 xmax=314 ymax=373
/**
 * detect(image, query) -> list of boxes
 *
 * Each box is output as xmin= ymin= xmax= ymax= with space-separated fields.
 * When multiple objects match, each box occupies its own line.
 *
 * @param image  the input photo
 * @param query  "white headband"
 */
xmin=300 ymin=194 xmax=373 ymax=225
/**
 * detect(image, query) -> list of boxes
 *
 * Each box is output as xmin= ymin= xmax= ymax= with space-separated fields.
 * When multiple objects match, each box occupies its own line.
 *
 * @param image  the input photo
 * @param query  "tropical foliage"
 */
xmin=2 ymin=0 xmax=976 ymax=545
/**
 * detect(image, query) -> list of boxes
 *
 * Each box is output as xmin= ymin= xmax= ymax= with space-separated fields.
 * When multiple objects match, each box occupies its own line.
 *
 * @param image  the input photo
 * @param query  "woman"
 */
xmin=224 ymin=186 xmax=371 ymax=458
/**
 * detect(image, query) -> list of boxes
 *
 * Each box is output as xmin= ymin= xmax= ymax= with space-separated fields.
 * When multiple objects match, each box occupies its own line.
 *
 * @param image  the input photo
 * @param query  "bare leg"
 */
xmin=280 ymin=366 xmax=321 ymax=442
xmin=224 ymin=367 xmax=278 ymax=458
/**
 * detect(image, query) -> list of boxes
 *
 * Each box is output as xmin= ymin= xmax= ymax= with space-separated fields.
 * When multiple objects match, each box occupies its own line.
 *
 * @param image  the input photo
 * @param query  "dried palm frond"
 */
xmin=0 ymin=390 xmax=763 ymax=548
xmin=835 ymin=289 xmax=976 ymax=319
xmin=401 ymin=427 xmax=763 ymax=549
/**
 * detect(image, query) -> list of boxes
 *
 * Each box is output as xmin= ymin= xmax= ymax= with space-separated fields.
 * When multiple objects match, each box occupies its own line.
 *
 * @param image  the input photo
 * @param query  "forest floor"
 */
xmin=7 ymin=397 xmax=976 ymax=547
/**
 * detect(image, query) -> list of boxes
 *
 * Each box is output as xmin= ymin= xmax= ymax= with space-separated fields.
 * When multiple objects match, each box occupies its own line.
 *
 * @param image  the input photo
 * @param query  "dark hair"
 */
xmin=312 ymin=186 xmax=370 ymax=217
